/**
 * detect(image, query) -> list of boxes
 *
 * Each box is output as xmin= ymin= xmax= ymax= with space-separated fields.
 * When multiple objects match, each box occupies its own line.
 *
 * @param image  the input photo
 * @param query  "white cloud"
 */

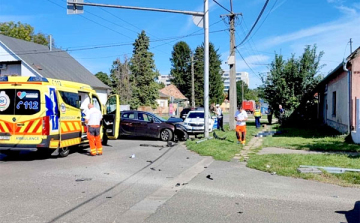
xmin=335 ymin=5 xmax=357 ymax=15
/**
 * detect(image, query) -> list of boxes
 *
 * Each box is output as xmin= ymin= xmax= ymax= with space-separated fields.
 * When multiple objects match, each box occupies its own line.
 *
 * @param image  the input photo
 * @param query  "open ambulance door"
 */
xmin=103 ymin=95 xmax=120 ymax=140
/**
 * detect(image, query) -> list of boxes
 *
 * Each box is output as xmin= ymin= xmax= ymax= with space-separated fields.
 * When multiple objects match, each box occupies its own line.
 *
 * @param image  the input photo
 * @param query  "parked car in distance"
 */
xmin=183 ymin=111 xmax=214 ymax=135
xmin=120 ymin=111 xmax=188 ymax=141
xmin=180 ymin=107 xmax=205 ymax=120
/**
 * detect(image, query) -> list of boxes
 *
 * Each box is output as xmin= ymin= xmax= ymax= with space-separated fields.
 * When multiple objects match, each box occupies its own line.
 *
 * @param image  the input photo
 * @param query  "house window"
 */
xmin=332 ymin=91 xmax=336 ymax=117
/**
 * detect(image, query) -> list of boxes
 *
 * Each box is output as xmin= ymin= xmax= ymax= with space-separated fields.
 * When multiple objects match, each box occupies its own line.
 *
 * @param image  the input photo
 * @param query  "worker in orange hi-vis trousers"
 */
xmin=85 ymin=103 xmax=103 ymax=156
xmin=235 ymin=105 xmax=248 ymax=145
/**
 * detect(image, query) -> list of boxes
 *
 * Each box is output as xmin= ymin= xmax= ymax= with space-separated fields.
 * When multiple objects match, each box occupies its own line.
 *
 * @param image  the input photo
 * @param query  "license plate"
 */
xmin=193 ymin=127 xmax=203 ymax=130
xmin=0 ymin=136 xmax=10 ymax=140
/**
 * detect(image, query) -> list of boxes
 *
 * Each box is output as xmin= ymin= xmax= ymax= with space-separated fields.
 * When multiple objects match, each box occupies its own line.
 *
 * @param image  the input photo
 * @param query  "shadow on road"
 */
xmin=335 ymin=201 xmax=360 ymax=223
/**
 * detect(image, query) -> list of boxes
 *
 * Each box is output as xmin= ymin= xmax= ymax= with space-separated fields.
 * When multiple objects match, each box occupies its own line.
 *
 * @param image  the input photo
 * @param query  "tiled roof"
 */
xmin=159 ymin=84 xmax=187 ymax=100
xmin=0 ymin=34 xmax=109 ymax=89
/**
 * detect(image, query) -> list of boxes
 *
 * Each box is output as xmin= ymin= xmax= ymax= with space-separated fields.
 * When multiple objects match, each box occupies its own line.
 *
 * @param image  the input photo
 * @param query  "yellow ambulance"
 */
xmin=0 ymin=76 xmax=120 ymax=157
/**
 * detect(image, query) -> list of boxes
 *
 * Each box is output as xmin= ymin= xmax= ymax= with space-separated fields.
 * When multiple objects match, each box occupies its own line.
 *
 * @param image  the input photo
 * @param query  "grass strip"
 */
xmin=186 ymin=121 xmax=259 ymax=161
xmin=247 ymin=153 xmax=360 ymax=186
xmin=263 ymin=124 xmax=360 ymax=152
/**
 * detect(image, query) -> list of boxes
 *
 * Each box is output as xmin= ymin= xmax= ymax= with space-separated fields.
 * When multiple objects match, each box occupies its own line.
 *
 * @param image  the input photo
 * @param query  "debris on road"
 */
xmin=175 ymin=183 xmax=181 ymax=187
xmin=104 ymin=173 xmax=110 ymax=175
xmin=130 ymin=154 xmax=135 ymax=158
xmin=167 ymin=141 xmax=176 ymax=147
xmin=271 ymin=172 xmax=277 ymax=175
xmin=206 ymin=175 xmax=213 ymax=180
xmin=254 ymin=131 xmax=285 ymax=137
xmin=182 ymin=183 xmax=188 ymax=186
xmin=186 ymin=157 xmax=189 ymax=159
xmin=76 ymin=178 xmax=92 ymax=182
xmin=140 ymin=144 xmax=165 ymax=148
xmin=150 ymin=168 xmax=156 ymax=171
xmin=106 ymin=196 xmax=112 ymax=199
xmin=146 ymin=160 xmax=153 ymax=163
xmin=196 ymin=137 xmax=213 ymax=144
xmin=213 ymin=132 xmax=227 ymax=140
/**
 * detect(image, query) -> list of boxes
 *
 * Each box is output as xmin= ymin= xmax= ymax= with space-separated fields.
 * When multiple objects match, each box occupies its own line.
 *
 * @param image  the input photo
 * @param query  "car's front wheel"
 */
xmin=160 ymin=129 xmax=173 ymax=141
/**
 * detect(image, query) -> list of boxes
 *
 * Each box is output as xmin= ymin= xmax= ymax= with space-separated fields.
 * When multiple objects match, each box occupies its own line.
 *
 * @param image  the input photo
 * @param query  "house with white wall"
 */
xmin=315 ymin=47 xmax=360 ymax=140
xmin=0 ymin=34 xmax=110 ymax=104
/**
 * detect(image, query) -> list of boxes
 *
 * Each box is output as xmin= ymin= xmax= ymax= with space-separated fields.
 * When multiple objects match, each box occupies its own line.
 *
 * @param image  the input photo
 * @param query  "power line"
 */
xmin=250 ymin=0 xmax=278 ymax=39
xmin=235 ymin=47 xmax=263 ymax=82
xmin=213 ymin=0 xmax=231 ymax=13
xmin=236 ymin=0 xmax=270 ymax=47
xmin=0 ymin=29 xmax=228 ymax=57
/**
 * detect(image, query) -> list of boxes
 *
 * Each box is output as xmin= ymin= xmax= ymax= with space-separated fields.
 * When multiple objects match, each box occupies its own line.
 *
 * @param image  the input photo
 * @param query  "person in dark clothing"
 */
xmin=267 ymin=106 xmax=273 ymax=125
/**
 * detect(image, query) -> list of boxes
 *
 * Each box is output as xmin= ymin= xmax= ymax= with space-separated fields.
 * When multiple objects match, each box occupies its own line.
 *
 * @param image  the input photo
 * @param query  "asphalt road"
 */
xmin=0 ymin=139 xmax=359 ymax=223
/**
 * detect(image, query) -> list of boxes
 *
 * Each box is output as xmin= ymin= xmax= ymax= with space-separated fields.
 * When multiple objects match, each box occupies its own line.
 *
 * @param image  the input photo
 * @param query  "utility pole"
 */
xmin=191 ymin=52 xmax=195 ymax=108
xmin=221 ymin=11 xmax=242 ymax=130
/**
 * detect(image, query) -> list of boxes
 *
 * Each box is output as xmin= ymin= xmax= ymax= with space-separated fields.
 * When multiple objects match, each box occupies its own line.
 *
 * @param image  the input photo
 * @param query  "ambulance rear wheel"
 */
xmin=59 ymin=147 xmax=70 ymax=157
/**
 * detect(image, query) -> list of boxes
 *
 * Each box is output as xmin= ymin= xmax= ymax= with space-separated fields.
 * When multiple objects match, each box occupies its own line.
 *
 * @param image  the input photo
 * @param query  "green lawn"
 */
xmin=186 ymin=121 xmax=259 ymax=161
xmin=263 ymin=124 xmax=360 ymax=152
xmin=247 ymin=153 xmax=360 ymax=187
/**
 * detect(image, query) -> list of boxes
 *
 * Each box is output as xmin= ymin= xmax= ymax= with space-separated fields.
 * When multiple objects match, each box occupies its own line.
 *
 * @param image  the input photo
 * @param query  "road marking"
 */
xmin=120 ymin=156 xmax=214 ymax=223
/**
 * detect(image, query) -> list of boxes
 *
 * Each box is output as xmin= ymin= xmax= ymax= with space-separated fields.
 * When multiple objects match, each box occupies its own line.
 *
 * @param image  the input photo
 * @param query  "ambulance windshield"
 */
xmin=0 ymin=89 xmax=41 ymax=115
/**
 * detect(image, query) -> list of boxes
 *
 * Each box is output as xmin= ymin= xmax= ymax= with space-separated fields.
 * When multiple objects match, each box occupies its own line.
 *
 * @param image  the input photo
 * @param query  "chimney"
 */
xmin=49 ymin=35 xmax=52 ymax=51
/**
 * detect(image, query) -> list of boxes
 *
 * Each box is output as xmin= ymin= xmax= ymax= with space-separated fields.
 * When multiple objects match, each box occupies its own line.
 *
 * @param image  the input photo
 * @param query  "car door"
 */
xmin=103 ymin=95 xmax=120 ymax=139
xmin=120 ymin=111 xmax=136 ymax=135
xmin=136 ymin=112 xmax=150 ymax=137
xmin=146 ymin=114 xmax=162 ymax=138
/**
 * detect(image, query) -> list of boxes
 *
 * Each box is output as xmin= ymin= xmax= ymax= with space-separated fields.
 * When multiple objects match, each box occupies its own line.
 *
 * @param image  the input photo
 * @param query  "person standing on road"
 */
xmin=85 ymin=103 xmax=103 ymax=156
xmin=216 ymin=104 xmax=225 ymax=131
xmin=254 ymin=105 xmax=262 ymax=128
xmin=235 ymin=105 xmax=248 ymax=145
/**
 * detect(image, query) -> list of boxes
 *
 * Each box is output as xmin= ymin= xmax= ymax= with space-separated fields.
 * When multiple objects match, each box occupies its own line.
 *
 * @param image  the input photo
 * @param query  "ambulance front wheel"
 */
xmin=59 ymin=147 xmax=70 ymax=157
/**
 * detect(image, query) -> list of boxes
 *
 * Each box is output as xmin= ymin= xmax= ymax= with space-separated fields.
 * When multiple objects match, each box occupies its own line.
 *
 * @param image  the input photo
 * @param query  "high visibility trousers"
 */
xmin=236 ymin=125 xmax=246 ymax=144
xmin=87 ymin=126 xmax=102 ymax=156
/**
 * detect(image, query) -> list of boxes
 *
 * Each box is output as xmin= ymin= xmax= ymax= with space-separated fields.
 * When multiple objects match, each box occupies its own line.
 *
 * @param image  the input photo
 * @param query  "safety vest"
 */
xmin=254 ymin=109 xmax=261 ymax=117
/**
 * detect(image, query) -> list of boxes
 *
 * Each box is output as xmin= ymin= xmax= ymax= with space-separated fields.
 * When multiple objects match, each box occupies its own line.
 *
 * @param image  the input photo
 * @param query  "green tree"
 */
xmin=245 ymin=88 xmax=259 ymax=101
xmin=236 ymin=80 xmax=249 ymax=105
xmin=0 ymin=21 xmax=50 ymax=45
xmin=110 ymin=57 xmax=132 ymax=105
xmin=95 ymin=71 xmax=111 ymax=86
xmin=129 ymin=31 xmax=159 ymax=109
xmin=261 ymin=45 xmax=324 ymax=116
xmin=170 ymin=41 xmax=192 ymax=99
xmin=193 ymin=43 xmax=224 ymax=106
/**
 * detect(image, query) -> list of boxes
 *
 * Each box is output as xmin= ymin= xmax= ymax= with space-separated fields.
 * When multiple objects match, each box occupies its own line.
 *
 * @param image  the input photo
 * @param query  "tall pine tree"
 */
xmin=170 ymin=41 xmax=192 ymax=99
xmin=129 ymin=31 xmax=160 ymax=109
xmin=193 ymin=43 xmax=224 ymax=106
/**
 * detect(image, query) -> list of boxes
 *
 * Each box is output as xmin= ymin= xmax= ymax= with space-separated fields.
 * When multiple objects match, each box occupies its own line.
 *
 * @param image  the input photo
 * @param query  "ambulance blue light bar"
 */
xmin=28 ymin=77 xmax=49 ymax=82
xmin=0 ymin=76 xmax=8 ymax=82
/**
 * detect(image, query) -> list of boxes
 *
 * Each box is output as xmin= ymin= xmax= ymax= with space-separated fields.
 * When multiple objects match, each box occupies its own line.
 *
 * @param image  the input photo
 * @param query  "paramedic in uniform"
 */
xmin=85 ymin=103 xmax=103 ymax=156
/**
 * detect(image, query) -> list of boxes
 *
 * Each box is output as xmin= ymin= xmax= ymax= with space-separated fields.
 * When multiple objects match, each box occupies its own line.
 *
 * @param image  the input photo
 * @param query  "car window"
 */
xmin=188 ymin=112 xmax=204 ymax=119
xmin=122 ymin=112 xmax=134 ymax=119
xmin=138 ymin=113 xmax=153 ymax=122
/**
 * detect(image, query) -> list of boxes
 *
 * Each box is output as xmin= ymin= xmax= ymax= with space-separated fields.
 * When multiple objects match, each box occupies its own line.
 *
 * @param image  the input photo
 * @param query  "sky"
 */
xmin=0 ymin=0 xmax=359 ymax=89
